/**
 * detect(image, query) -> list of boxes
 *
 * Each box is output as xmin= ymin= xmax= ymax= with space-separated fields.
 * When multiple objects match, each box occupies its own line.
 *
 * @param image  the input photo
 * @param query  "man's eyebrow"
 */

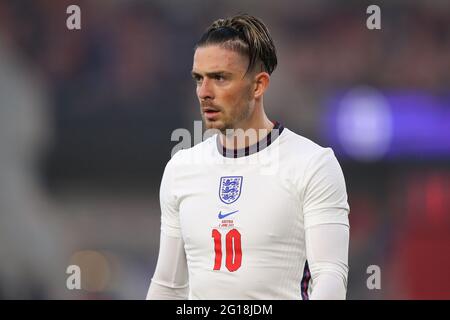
xmin=191 ymin=71 xmax=232 ymax=78
xmin=191 ymin=71 xmax=201 ymax=78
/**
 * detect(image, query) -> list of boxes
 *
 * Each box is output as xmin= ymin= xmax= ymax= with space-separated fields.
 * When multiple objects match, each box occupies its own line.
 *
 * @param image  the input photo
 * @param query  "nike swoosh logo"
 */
xmin=218 ymin=210 xmax=239 ymax=219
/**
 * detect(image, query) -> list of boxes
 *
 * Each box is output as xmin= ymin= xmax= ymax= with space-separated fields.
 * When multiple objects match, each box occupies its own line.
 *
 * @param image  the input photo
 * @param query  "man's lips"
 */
xmin=202 ymin=106 xmax=220 ymax=112
xmin=202 ymin=107 xmax=221 ymax=120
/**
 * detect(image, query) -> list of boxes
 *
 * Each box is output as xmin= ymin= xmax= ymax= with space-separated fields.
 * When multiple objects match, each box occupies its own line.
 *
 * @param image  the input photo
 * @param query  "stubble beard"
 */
xmin=202 ymin=102 xmax=252 ymax=136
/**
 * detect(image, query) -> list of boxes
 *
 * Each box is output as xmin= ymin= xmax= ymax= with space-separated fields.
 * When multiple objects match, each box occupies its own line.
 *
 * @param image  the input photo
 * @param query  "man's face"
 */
xmin=192 ymin=45 xmax=255 ymax=133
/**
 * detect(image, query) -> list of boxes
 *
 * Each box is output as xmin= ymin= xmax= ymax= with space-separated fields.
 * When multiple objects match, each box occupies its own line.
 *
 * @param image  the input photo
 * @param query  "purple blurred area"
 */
xmin=324 ymin=89 xmax=450 ymax=160
xmin=0 ymin=0 xmax=449 ymax=299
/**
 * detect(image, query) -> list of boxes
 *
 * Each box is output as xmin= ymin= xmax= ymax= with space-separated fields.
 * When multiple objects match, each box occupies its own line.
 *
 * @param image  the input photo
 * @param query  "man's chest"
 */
xmin=176 ymin=170 xmax=303 ymax=252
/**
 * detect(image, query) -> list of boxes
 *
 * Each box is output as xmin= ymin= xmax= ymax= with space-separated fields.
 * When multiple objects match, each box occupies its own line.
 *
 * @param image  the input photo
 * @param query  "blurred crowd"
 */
xmin=0 ymin=0 xmax=448 ymax=183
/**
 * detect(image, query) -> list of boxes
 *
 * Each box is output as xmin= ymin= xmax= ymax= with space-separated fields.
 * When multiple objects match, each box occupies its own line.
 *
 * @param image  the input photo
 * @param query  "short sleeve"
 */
xmin=302 ymin=148 xmax=350 ymax=229
xmin=160 ymin=157 xmax=182 ymax=238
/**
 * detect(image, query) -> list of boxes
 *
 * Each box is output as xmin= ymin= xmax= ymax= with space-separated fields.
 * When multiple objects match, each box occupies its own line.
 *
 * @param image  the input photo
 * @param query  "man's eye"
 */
xmin=193 ymin=76 xmax=202 ymax=83
xmin=214 ymin=75 xmax=224 ymax=81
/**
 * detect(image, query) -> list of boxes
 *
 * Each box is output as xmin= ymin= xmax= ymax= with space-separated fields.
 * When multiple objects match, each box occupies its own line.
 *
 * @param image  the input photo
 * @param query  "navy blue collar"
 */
xmin=217 ymin=121 xmax=284 ymax=158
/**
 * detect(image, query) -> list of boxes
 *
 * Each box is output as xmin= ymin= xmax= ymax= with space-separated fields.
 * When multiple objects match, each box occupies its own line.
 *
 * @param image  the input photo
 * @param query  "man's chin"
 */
xmin=202 ymin=116 xmax=237 ymax=134
xmin=204 ymin=119 xmax=224 ymax=131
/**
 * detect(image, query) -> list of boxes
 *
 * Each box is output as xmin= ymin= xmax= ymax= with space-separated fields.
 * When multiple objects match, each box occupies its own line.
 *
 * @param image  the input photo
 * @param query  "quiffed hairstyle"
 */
xmin=195 ymin=14 xmax=277 ymax=75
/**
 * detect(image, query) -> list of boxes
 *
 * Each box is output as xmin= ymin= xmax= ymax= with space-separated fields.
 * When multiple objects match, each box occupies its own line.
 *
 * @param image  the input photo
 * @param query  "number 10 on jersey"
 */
xmin=211 ymin=228 xmax=242 ymax=272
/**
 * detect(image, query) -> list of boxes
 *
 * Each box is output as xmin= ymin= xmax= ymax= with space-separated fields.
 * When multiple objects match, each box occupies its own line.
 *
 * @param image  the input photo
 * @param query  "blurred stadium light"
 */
xmin=323 ymin=87 xmax=450 ymax=161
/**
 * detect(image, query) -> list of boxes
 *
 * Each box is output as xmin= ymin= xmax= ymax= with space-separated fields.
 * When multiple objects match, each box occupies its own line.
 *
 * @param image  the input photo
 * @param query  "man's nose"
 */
xmin=197 ymin=78 xmax=214 ymax=100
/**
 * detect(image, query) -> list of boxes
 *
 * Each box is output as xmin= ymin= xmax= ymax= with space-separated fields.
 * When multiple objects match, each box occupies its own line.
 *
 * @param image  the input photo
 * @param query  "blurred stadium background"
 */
xmin=0 ymin=0 xmax=449 ymax=299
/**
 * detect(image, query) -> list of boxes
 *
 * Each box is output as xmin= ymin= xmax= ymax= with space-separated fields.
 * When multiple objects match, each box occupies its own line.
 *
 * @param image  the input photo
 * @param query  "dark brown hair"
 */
xmin=195 ymin=14 xmax=277 ymax=75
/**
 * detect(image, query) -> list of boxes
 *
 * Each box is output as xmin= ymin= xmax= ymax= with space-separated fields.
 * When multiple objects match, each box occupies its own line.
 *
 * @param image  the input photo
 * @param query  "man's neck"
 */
xmin=220 ymin=114 xmax=274 ymax=150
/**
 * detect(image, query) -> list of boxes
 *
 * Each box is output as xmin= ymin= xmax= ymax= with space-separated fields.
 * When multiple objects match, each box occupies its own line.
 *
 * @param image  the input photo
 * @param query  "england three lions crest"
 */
xmin=219 ymin=176 xmax=243 ymax=204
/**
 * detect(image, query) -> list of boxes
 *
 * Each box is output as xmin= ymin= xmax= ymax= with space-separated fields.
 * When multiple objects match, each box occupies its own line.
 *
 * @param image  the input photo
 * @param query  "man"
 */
xmin=146 ymin=14 xmax=350 ymax=300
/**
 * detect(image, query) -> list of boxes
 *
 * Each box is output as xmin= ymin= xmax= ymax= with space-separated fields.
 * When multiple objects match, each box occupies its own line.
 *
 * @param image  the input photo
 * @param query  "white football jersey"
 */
xmin=159 ymin=123 xmax=350 ymax=299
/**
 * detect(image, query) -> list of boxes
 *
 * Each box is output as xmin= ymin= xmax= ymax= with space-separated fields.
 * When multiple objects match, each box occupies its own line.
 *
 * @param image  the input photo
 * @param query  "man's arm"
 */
xmin=302 ymin=148 xmax=350 ymax=300
xmin=305 ymin=223 xmax=349 ymax=300
xmin=146 ymin=232 xmax=189 ymax=299
xmin=147 ymin=152 xmax=189 ymax=299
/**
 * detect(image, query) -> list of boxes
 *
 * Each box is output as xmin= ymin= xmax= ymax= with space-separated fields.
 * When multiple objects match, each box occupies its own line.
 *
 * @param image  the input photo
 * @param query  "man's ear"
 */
xmin=253 ymin=72 xmax=270 ymax=99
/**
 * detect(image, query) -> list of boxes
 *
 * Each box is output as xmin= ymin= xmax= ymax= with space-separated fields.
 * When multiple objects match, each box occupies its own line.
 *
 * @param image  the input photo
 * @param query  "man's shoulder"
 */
xmin=166 ymin=134 xmax=217 ymax=167
xmin=281 ymin=127 xmax=330 ymax=160
xmin=280 ymin=127 xmax=345 ymax=189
